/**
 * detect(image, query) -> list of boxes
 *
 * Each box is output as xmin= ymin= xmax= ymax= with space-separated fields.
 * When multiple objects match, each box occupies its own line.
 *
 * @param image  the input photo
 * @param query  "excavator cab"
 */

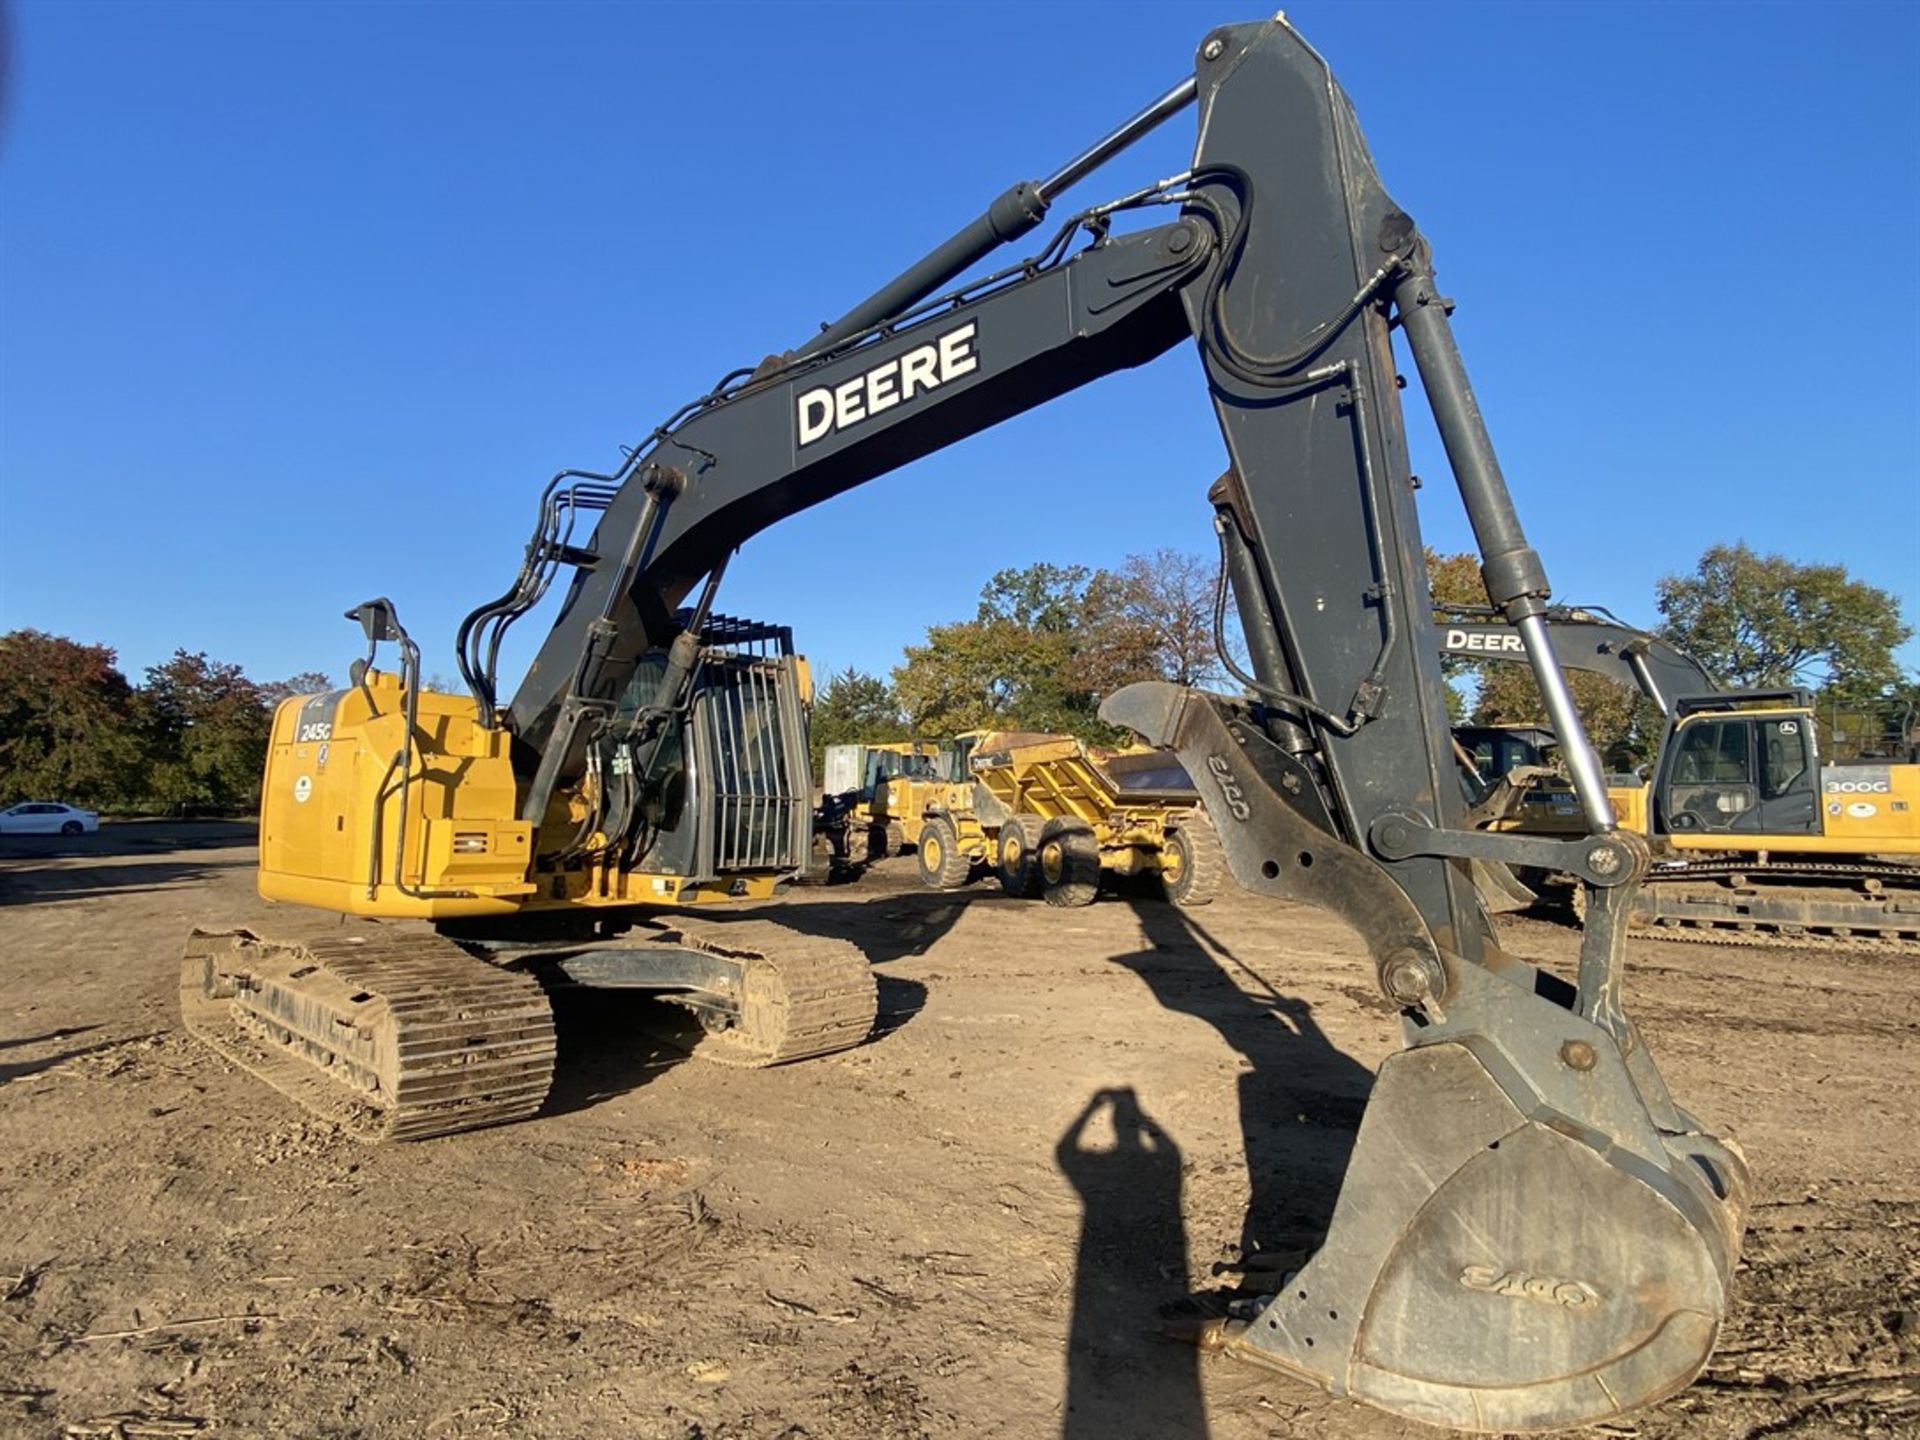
xmin=1653 ymin=692 xmax=1821 ymax=838
xmin=604 ymin=614 xmax=815 ymax=885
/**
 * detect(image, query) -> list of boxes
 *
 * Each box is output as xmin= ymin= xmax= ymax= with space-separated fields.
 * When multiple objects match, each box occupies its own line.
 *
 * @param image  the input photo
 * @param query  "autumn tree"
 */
xmin=137 ymin=651 xmax=273 ymax=812
xmin=1657 ymin=543 xmax=1910 ymax=701
xmin=0 ymin=630 xmax=142 ymax=807
xmin=1076 ymin=548 xmax=1220 ymax=692
xmin=1424 ymin=547 xmax=1488 ymax=613
xmin=1423 ymin=548 xmax=1657 ymax=762
xmin=1471 ymin=665 xmax=1661 ymax=772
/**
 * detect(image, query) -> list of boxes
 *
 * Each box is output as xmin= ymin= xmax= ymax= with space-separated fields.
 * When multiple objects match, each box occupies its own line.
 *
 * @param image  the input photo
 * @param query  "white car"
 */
xmin=0 ymin=802 xmax=101 ymax=836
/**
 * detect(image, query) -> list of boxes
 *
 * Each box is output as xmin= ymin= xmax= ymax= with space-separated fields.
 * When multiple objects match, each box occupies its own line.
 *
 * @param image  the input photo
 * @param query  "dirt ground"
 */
xmin=0 ymin=823 xmax=1914 ymax=1440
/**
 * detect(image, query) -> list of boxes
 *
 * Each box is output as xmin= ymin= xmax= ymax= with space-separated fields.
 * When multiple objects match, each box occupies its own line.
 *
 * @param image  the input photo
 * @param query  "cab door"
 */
xmin=1657 ymin=716 xmax=1818 ymax=837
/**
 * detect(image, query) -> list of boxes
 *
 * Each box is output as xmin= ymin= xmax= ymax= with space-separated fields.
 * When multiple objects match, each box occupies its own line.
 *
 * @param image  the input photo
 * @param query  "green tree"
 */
xmin=1426 ymin=547 xmax=1490 ymax=722
xmin=808 ymin=667 xmax=906 ymax=773
xmin=0 ymin=630 xmax=142 ymax=808
xmin=137 ymin=651 xmax=272 ymax=813
xmin=976 ymin=562 xmax=1089 ymax=633
xmin=894 ymin=564 xmax=1120 ymax=738
xmin=1657 ymin=543 xmax=1911 ymax=700
xmin=893 ymin=616 xmax=1083 ymax=735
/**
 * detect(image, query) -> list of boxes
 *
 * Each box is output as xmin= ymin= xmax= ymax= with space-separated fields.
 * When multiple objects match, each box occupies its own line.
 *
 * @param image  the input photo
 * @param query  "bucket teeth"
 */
xmin=1219 ymin=1013 xmax=1749 ymax=1432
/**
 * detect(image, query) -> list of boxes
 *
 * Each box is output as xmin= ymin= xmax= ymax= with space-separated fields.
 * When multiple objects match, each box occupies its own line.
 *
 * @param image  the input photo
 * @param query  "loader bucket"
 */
xmin=1217 ymin=963 xmax=1749 ymax=1431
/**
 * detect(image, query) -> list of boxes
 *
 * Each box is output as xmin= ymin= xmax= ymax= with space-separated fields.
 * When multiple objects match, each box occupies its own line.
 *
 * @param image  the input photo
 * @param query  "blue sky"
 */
xmin=3 ymin=0 xmax=1916 ymax=693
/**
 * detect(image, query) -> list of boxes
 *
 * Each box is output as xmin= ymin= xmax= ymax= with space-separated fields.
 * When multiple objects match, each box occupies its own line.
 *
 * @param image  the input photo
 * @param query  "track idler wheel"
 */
xmin=1218 ymin=974 xmax=1749 ymax=1431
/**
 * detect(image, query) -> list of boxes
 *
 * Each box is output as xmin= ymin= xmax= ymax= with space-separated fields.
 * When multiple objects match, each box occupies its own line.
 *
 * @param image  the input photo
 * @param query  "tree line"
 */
xmin=0 ymin=630 xmax=327 ymax=813
xmin=810 ymin=548 xmax=1223 ymax=769
xmin=3 ymin=540 xmax=1909 ymax=812
xmin=814 ymin=540 xmax=1915 ymax=774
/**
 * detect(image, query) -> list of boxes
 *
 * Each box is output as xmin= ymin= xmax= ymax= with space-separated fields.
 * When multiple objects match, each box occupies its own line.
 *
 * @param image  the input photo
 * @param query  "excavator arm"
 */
xmin=1437 ymin=604 xmax=1721 ymax=714
xmin=428 ymin=16 xmax=1746 ymax=1429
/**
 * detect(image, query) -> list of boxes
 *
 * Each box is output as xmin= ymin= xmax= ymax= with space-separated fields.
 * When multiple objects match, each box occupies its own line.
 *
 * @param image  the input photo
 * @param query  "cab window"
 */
xmin=1673 ymin=721 xmax=1750 ymax=785
xmin=1760 ymin=719 xmax=1811 ymax=798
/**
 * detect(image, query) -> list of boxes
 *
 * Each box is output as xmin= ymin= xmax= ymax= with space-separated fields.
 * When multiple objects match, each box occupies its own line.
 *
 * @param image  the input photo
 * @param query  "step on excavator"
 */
xmin=1439 ymin=606 xmax=1920 ymax=946
xmin=185 ymin=16 xmax=1753 ymax=1431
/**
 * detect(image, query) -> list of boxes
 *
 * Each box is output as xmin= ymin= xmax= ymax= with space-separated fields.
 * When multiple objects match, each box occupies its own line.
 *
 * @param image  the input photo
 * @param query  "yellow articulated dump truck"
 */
xmin=912 ymin=732 xmax=1223 ymax=908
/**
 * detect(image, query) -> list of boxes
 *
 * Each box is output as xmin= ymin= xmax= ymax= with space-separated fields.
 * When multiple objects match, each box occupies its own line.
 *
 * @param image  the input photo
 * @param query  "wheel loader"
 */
xmin=185 ymin=17 xmax=1757 ymax=1430
xmin=820 ymin=734 xmax=983 ymax=861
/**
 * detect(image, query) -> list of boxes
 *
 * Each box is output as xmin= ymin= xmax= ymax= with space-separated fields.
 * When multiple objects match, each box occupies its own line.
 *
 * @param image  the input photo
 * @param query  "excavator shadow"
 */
xmin=1108 ymin=896 xmax=1374 ymax=1261
xmin=535 ymin=981 xmax=698 ymax=1120
xmin=1055 ymin=900 xmax=1378 ymax=1439
xmin=726 ymin=889 xmax=974 ymax=967
xmin=534 ymin=976 xmax=929 ymax=1119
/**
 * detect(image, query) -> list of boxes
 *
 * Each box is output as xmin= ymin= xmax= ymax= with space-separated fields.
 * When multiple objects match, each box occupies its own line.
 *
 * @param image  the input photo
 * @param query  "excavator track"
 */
xmin=182 ymin=923 xmax=556 ymax=1141
xmin=1571 ymin=860 xmax=1920 ymax=954
xmin=653 ymin=916 xmax=876 ymax=1067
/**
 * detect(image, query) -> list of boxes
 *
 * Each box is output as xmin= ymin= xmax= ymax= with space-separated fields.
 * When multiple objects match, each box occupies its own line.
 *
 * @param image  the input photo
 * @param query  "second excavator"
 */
xmin=186 ymin=16 xmax=1756 ymax=1433
xmin=1440 ymin=606 xmax=1920 ymax=945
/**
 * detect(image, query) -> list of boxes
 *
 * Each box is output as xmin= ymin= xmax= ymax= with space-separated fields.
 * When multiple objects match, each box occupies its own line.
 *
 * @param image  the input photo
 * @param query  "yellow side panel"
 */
xmin=1661 ymin=764 xmax=1920 ymax=856
xmin=258 ymin=678 xmax=535 ymax=919
xmin=1607 ymin=784 xmax=1651 ymax=835
xmin=1818 ymin=763 xmax=1920 ymax=853
xmin=522 ymin=869 xmax=789 ymax=909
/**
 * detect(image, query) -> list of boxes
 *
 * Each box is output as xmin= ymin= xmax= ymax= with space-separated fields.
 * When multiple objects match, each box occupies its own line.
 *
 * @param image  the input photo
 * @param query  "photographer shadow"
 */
xmin=1057 ymin=896 xmax=1381 ymax=1438
xmin=1058 ymin=1085 xmax=1207 ymax=1440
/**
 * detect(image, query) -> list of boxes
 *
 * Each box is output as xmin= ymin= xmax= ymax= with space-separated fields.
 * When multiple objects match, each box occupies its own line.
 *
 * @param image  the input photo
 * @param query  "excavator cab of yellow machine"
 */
xmin=1655 ymin=690 xmax=1829 ymax=844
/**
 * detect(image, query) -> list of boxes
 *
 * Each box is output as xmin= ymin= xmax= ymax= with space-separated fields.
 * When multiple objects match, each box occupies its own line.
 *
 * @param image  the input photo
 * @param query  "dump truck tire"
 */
xmin=916 ymin=815 xmax=972 ymax=890
xmin=995 ymin=816 xmax=1043 ymax=898
xmin=1163 ymin=815 xmax=1223 ymax=907
xmin=1037 ymin=819 xmax=1101 ymax=908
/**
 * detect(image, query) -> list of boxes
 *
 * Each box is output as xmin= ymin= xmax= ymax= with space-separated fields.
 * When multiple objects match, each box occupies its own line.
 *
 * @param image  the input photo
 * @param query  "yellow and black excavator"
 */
xmin=184 ymin=17 xmax=1757 ymax=1431
xmin=1439 ymin=606 xmax=1920 ymax=944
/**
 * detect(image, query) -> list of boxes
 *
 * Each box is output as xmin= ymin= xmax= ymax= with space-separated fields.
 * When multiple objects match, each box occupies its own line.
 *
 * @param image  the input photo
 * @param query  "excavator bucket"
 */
xmin=1105 ymin=682 xmax=1749 ymax=1431
xmin=1217 ymin=980 xmax=1749 ymax=1430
